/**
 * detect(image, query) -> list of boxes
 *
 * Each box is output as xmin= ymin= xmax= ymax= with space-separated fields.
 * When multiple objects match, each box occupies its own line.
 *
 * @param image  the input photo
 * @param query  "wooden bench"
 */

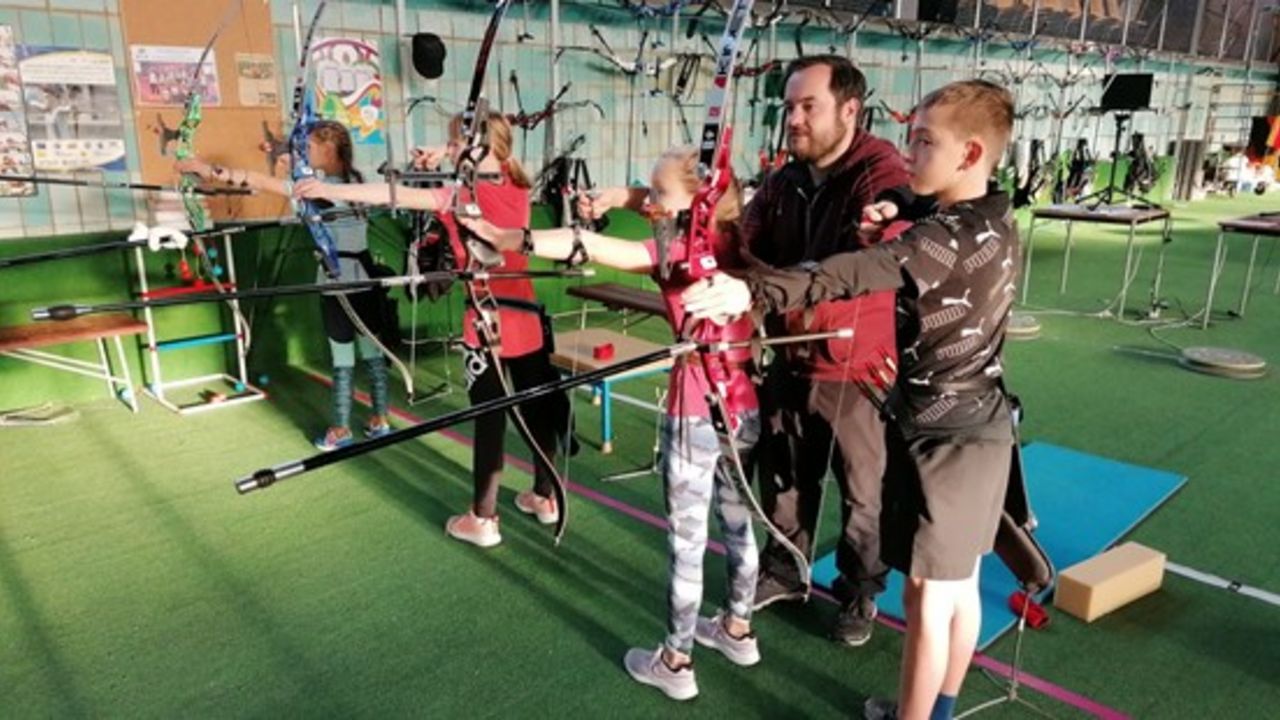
xmin=0 ymin=313 xmax=148 ymax=412
xmin=550 ymin=327 xmax=672 ymax=453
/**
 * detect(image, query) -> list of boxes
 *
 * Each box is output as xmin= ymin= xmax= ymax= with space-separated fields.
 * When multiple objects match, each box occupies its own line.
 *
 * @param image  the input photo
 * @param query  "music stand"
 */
xmin=1080 ymin=73 xmax=1160 ymax=209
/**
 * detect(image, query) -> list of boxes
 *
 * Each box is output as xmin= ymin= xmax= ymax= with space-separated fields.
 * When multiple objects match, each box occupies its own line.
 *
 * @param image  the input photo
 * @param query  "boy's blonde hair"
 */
xmin=656 ymin=146 xmax=742 ymax=233
xmin=918 ymin=80 xmax=1014 ymax=174
xmin=447 ymin=113 xmax=532 ymax=189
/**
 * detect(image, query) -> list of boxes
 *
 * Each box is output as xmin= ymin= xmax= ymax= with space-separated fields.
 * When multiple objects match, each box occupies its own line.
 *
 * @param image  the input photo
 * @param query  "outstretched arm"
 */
xmin=176 ymin=157 xmax=290 ymax=197
xmin=459 ymin=217 xmax=653 ymax=273
xmin=292 ymin=179 xmax=445 ymax=211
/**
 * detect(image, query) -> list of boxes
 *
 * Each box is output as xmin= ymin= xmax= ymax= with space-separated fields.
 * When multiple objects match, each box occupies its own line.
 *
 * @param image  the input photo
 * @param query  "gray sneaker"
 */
xmin=832 ymin=595 xmax=878 ymax=646
xmin=623 ymin=646 xmax=698 ymax=701
xmin=694 ymin=612 xmax=761 ymax=667
xmin=752 ymin=573 xmax=807 ymax=611
xmin=863 ymin=697 xmax=898 ymax=719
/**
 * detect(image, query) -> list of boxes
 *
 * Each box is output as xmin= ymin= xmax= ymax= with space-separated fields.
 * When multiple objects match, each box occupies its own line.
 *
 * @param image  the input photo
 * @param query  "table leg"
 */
xmin=1119 ymin=223 xmax=1137 ymax=319
xmin=1203 ymin=230 xmax=1226 ymax=329
xmin=1238 ymin=234 xmax=1260 ymax=317
xmin=1149 ymin=216 xmax=1171 ymax=311
xmin=601 ymin=380 xmax=613 ymax=454
xmin=1021 ymin=215 xmax=1038 ymax=304
xmin=114 ymin=335 xmax=139 ymax=413
xmin=1059 ymin=221 xmax=1075 ymax=294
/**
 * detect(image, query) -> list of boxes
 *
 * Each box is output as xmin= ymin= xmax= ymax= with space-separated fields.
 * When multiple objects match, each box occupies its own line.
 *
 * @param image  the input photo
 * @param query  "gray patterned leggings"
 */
xmin=660 ymin=411 xmax=760 ymax=655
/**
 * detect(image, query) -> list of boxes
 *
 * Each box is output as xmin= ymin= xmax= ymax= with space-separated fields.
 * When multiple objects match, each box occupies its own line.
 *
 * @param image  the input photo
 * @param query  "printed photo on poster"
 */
xmin=130 ymin=45 xmax=220 ymax=107
xmin=19 ymin=46 xmax=126 ymax=172
xmin=0 ymin=25 xmax=35 ymax=197
xmin=312 ymin=37 xmax=383 ymax=145
xmin=236 ymin=53 xmax=278 ymax=107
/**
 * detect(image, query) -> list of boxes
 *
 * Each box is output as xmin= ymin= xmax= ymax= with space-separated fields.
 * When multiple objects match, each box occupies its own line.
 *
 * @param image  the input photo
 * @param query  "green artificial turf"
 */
xmin=2 ymin=194 xmax=1279 ymax=718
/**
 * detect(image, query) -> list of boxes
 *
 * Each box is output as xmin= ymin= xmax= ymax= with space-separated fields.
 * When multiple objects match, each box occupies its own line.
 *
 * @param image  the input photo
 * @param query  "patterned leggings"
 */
xmin=661 ymin=411 xmax=760 ymax=655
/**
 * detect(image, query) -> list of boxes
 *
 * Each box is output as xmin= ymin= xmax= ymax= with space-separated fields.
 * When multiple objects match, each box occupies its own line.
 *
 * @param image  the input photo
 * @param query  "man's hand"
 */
xmin=858 ymin=200 xmax=899 ymax=242
xmin=681 ymin=273 xmax=753 ymax=322
xmin=577 ymin=186 xmax=628 ymax=221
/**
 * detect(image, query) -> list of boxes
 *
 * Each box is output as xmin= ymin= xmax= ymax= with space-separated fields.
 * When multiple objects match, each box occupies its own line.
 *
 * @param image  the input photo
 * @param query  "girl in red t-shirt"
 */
xmin=295 ymin=114 xmax=571 ymax=548
xmin=462 ymin=147 xmax=763 ymax=702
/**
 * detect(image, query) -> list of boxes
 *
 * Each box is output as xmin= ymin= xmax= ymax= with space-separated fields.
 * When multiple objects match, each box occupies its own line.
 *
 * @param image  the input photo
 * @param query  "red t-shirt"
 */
xmin=644 ymin=234 xmax=758 ymax=420
xmin=429 ymin=176 xmax=543 ymax=359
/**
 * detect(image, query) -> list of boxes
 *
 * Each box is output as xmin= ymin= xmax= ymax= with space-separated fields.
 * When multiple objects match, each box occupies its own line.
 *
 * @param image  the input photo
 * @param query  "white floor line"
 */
xmin=1166 ymin=561 xmax=1280 ymax=608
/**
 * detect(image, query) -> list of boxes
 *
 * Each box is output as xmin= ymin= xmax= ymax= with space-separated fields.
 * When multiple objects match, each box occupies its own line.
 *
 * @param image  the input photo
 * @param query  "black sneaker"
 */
xmin=751 ymin=574 xmax=807 ymax=611
xmin=831 ymin=595 xmax=878 ymax=646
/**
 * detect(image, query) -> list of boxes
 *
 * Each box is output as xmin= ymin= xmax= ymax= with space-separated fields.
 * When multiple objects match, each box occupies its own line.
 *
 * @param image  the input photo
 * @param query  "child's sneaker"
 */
xmin=445 ymin=511 xmax=502 ymax=548
xmin=623 ymin=646 xmax=698 ymax=701
xmin=694 ymin=611 xmax=761 ymax=667
xmin=313 ymin=427 xmax=354 ymax=452
xmin=513 ymin=490 xmax=559 ymax=525
xmin=364 ymin=415 xmax=392 ymax=439
xmin=863 ymin=697 xmax=898 ymax=720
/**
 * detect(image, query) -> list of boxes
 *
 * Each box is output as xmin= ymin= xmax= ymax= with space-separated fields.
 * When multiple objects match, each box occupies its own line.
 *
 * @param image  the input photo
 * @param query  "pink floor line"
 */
xmin=311 ymin=371 xmax=1128 ymax=719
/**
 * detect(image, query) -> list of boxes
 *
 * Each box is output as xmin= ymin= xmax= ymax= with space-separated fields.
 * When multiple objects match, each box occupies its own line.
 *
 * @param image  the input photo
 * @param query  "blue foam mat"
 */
xmin=812 ymin=441 xmax=1187 ymax=650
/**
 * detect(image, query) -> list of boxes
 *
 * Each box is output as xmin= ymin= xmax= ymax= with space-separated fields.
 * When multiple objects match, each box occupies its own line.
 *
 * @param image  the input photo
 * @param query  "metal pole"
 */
xmin=548 ymin=0 xmax=561 ymax=175
xmin=1157 ymin=0 xmax=1169 ymax=52
xmin=1190 ymin=0 xmax=1209 ymax=55
xmin=1218 ymin=0 xmax=1234 ymax=59
xmin=1121 ymin=0 xmax=1133 ymax=47
xmin=396 ymin=0 xmax=414 ymax=156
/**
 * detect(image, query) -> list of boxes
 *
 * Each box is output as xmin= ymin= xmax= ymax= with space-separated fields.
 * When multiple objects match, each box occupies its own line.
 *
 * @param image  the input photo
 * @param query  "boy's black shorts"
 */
xmin=880 ymin=423 xmax=1011 ymax=580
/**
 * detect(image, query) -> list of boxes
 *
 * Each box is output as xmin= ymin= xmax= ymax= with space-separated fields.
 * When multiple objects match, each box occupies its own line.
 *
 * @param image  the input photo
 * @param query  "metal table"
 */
xmin=1022 ymin=204 xmax=1173 ymax=319
xmin=1202 ymin=213 xmax=1280 ymax=329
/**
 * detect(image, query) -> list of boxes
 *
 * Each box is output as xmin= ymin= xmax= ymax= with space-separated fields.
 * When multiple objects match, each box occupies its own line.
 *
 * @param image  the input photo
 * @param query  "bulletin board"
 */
xmin=120 ymin=0 xmax=289 ymax=222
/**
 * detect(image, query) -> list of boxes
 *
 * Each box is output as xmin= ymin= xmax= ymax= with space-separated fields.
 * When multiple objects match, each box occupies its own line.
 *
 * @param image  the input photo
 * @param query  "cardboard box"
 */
xmin=1055 ymin=542 xmax=1166 ymax=622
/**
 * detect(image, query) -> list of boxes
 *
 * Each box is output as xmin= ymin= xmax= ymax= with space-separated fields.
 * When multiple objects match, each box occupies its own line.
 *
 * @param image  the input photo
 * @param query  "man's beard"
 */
xmin=787 ymin=119 xmax=852 ymax=163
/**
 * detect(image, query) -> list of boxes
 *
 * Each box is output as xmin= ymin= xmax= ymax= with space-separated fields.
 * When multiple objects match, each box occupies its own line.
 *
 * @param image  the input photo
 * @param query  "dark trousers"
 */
xmin=756 ymin=368 xmax=889 ymax=600
xmin=465 ymin=346 xmax=568 ymax=518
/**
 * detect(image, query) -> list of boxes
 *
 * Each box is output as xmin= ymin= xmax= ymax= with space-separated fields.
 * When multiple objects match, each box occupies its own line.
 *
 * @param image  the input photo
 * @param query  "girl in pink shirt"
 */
xmin=462 ymin=146 xmax=762 ymax=701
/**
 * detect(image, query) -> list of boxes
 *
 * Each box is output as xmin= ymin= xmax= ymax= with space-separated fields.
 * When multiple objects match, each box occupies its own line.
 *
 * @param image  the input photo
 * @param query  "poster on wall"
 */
xmin=312 ymin=37 xmax=383 ymax=146
xmin=18 ymin=46 xmax=126 ymax=172
xmin=235 ymin=53 xmax=278 ymax=107
xmin=130 ymin=45 xmax=220 ymax=106
xmin=0 ymin=25 xmax=35 ymax=197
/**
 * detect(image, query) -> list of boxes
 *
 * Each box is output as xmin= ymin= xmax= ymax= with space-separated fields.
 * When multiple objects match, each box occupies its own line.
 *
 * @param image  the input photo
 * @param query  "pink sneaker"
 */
xmin=445 ymin=511 xmax=502 ymax=548
xmin=513 ymin=490 xmax=559 ymax=525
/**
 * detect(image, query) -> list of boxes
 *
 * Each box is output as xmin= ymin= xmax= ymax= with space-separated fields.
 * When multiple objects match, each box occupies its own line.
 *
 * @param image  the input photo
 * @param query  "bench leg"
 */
xmin=95 ymin=339 xmax=116 ymax=403
xmin=114 ymin=335 xmax=139 ymax=413
xmin=601 ymin=380 xmax=613 ymax=454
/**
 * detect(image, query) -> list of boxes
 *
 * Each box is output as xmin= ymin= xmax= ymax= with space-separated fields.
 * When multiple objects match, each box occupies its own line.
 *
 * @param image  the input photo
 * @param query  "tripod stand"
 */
xmin=954 ymin=592 xmax=1056 ymax=719
xmin=1080 ymin=111 xmax=1159 ymax=209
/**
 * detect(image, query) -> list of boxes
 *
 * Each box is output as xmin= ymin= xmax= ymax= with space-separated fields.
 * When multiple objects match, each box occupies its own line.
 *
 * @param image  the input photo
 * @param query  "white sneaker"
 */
xmin=694 ymin=612 xmax=761 ymax=667
xmin=623 ymin=646 xmax=698 ymax=701
xmin=445 ymin=511 xmax=502 ymax=548
xmin=513 ymin=490 xmax=559 ymax=526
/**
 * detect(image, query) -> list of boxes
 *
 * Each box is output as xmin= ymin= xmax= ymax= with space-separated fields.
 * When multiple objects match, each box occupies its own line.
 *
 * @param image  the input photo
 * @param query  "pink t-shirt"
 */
xmin=644 ymin=234 xmax=758 ymax=420
xmin=428 ymin=175 xmax=543 ymax=359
